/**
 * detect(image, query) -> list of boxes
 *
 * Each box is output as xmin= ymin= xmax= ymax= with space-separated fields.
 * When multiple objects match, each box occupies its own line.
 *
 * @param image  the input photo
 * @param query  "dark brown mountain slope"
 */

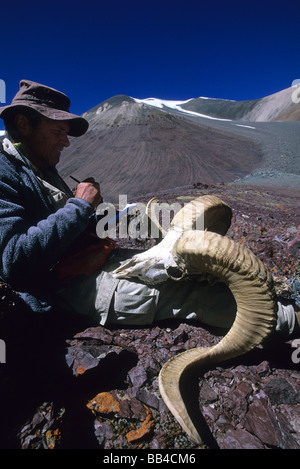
xmin=58 ymin=97 xmax=262 ymax=203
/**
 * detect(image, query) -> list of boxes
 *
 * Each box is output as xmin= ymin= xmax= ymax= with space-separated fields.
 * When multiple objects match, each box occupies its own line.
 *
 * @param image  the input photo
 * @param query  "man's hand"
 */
xmin=75 ymin=178 xmax=103 ymax=209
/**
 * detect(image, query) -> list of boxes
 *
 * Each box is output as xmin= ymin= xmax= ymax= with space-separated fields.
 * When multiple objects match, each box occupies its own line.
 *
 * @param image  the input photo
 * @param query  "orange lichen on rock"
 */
xmin=86 ymin=392 xmax=120 ymax=415
xmin=76 ymin=365 xmax=86 ymax=376
xmin=45 ymin=428 xmax=62 ymax=449
xmin=126 ymin=405 xmax=154 ymax=443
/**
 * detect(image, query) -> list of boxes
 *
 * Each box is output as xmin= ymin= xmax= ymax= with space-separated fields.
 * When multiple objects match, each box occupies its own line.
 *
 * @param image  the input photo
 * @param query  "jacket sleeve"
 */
xmin=0 ymin=167 xmax=95 ymax=291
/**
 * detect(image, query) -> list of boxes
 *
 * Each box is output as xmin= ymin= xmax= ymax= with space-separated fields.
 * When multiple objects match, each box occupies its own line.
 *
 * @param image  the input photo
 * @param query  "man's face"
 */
xmin=26 ymin=117 xmax=70 ymax=168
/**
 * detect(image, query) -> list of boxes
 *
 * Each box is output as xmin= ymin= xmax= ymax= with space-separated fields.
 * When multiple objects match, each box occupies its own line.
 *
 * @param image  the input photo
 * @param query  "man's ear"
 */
xmin=14 ymin=114 xmax=30 ymax=136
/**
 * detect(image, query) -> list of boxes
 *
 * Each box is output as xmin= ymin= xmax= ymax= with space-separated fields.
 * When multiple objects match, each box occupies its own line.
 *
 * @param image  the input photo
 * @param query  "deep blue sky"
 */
xmin=1 ymin=0 xmax=299 ymax=129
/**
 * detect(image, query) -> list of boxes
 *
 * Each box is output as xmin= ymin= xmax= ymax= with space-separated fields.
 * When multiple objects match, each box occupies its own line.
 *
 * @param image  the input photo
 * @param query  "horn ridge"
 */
xmin=159 ymin=230 xmax=277 ymax=444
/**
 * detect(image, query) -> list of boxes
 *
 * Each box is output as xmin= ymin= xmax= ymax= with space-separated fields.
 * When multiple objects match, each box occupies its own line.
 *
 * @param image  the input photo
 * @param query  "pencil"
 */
xmin=70 ymin=175 xmax=80 ymax=183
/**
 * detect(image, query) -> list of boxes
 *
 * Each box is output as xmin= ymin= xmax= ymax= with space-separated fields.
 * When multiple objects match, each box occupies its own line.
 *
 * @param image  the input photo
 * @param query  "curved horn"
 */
xmin=158 ymin=230 xmax=277 ymax=444
xmin=146 ymin=197 xmax=167 ymax=238
xmin=146 ymin=195 xmax=233 ymax=239
xmin=171 ymin=195 xmax=232 ymax=235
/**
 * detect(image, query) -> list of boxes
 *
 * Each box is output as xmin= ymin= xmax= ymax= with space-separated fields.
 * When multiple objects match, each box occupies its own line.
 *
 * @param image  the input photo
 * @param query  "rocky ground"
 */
xmin=0 ymin=181 xmax=299 ymax=451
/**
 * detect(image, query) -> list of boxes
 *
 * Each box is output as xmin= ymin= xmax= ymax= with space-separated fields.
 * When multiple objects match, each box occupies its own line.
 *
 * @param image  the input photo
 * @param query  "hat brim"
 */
xmin=0 ymin=103 xmax=89 ymax=137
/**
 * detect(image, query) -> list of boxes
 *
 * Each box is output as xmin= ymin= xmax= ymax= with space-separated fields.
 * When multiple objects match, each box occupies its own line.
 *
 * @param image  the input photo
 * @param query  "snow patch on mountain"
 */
xmin=133 ymin=97 xmax=232 ymax=121
xmin=133 ymin=97 xmax=191 ymax=109
xmin=235 ymin=124 xmax=256 ymax=129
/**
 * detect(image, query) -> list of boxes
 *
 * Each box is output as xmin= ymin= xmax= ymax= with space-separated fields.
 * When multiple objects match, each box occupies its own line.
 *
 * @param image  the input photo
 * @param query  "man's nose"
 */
xmin=61 ymin=134 xmax=70 ymax=147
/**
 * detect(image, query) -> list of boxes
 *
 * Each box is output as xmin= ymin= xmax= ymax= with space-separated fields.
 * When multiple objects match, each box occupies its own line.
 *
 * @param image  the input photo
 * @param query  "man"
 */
xmin=0 ymin=80 xmax=299 ymax=340
xmin=0 ymin=80 xmax=102 ymax=313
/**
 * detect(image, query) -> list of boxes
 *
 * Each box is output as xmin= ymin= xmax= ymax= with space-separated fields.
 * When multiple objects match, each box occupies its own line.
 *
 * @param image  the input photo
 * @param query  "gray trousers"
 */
xmin=55 ymin=249 xmax=295 ymax=339
xmin=56 ymin=248 xmax=236 ymax=327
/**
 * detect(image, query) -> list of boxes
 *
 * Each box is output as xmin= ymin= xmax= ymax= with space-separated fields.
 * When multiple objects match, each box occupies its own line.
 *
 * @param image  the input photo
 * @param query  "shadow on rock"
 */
xmin=0 ymin=305 xmax=137 ymax=449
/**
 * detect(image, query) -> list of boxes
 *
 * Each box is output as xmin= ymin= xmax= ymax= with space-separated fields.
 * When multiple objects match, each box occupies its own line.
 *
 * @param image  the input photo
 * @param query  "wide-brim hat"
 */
xmin=0 ymin=79 xmax=89 ymax=137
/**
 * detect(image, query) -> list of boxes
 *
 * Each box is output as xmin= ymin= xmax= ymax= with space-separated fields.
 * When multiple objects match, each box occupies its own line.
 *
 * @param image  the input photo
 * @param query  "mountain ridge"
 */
xmin=132 ymin=85 xmax=300 ymax=122
xmin=57 ymin=84 xmax=300 ymax=203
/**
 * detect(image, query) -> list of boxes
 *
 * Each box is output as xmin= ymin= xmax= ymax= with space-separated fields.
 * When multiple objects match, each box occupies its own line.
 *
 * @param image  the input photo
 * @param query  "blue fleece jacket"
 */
xmin=0 ymin=141 xmax=95 ymax=312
